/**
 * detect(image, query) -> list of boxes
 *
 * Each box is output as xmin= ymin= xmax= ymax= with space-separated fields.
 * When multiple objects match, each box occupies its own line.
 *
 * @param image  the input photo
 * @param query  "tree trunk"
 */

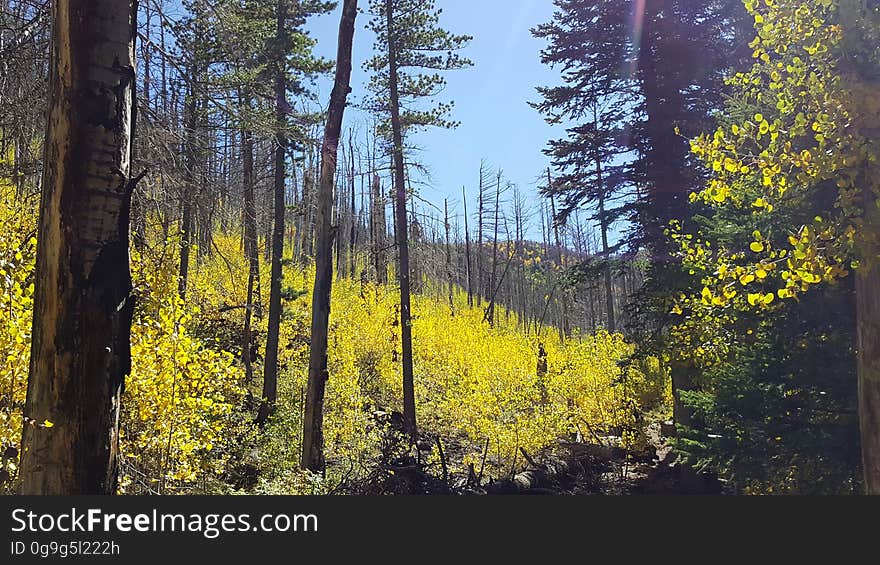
xmin=463 ymin=186 xmax=473 ymax=307
xmin=348 ymin=130 xmax=357 ymax=278
xmin=598 ymin=182 xmax=615 ymax=334
xmin=487 ymin=171 xmax=501 ymax=326
xmin=444 ymin=198 xmax=454 ymax=309
xmin=178 ymin=80 xmax=197 ymax=300
xmin=477 ymin=165 xmax=485 ymax=306
xmin=301 ymin=0 xmax=357 ymax=473
xmin=857 ymin=244 xmax=880 ymax=493
xmin=385 ymin=0 xmax=416 ymax=438
xmin=371 ymin=172 xmax=387 ymax=283
xmin=19 ymin=0 xmax=137 ymax=495
xmin=131 ymin=0 xmax=151 ymax=252
xmin=241 ymin=97 xmax=259 ymax=385
xmin=257 ymin=0 xmax=288 ymax=426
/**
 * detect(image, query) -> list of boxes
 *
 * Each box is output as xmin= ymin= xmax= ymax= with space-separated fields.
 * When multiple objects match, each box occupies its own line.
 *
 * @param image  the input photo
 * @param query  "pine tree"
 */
xmin=533 ymin=0 xmax=749 ymax=489
xmin=364 ymin=0 xmax=471 ymax=437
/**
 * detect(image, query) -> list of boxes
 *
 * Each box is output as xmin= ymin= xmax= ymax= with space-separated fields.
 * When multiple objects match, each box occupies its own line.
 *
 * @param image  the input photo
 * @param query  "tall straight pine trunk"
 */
xmin=258 ymin=0 xmax=288 ymax=426
xmin=385 ymin=0 xmax=416 ymax=438
xmin=19 ymin=0 xmax=138 ymax=494
xmin=301 ymin=0 xmax=357 ymax=473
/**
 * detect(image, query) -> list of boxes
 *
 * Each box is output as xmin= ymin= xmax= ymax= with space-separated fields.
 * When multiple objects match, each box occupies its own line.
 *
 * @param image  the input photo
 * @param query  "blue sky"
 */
xmin=306 ymin=0 xmax=566 ymax=239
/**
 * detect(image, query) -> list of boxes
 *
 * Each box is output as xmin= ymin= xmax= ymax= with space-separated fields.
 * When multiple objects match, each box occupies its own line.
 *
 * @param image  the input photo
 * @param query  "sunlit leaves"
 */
xmin=120 ymin=246 xmax=247 ymax=492
xmin=668 ymin=0 xmax=880 ymax=371
xmin=0 ymin=174 xmax=36 ymax=491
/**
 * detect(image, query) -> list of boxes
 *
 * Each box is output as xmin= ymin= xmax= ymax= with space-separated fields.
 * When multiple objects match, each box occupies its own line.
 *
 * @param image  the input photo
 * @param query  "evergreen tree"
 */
xmin=533 ymin=0 xmax=750 ymax=489
xmin=364 ymin=0 xmax=471 ymax=437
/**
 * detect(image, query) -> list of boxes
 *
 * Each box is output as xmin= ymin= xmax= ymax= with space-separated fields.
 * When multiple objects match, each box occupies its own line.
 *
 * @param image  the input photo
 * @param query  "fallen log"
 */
xmin=484 ymin=460 xmax=572 ymax=494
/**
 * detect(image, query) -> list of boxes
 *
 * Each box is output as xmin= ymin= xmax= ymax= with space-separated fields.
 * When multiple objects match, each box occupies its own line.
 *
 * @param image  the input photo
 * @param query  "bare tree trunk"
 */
xmin=300 ymin=144 xmax=315 ymax=260
xmin=857 ymin=232 xmax=880 ymax=493
xmin=301 ymin=0 xmax=357 ymax=472
xmin=178 ymin=79 xmax=197 ymax=300
xmin=487 ymin=170 xmax=501 ymax=326
xmin=539 ymin=200 xmax=549 ymax=334
xmin=241 ymin=96 xmax=259 ymax=385
xmin=408 ymin=193 xmax=421 ymax=294
xmin=463 ymin=186 xmax=473 ymax=308
xmin=131 ymin=0 xmax=151 ymax=252
xmin=385 ymin=0 xmax=416 ymax=438
xmin=19 ymin=0 xmax=138 ymax=494
xmin=298 ymin=155 xmax=313 ymax=262
xmin=348 ymin=130 xmax=357 ymax=277
xmin=257 ymin=0 xmax=288 ymax=426
xmin=159 ymin=1 xmax=167 ymax=116
xmin=444 ymin=198 xmax=454 ymax=309
xmin=371 ymin=172 xmax=387 ymax=283
xmin=514 ymin=188 xmax=527 ymax=329
xmin=476 ymin=163 xmax=485 ymax=306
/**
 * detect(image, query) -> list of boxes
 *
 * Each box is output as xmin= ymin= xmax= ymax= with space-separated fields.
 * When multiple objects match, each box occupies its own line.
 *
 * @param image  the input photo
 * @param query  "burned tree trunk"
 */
xmin=463 ymin=186 xmax=473 ymax=307
xmin=487 ymin=170 xmax=501 ymax=326
xmin=19 ymin=0 xmax=138 ymax=494
xmin=178 ymin=79 xmax=197 ymax=300
xmin=444 ymin=198 xmax=454 ymax=309
xmin=240 ymin=95 xmax=259 ymax=385
xmin=301 ymin=0 xmax=357 ymax=473
xmin=371 ymin=172 xmax=387 ymax=284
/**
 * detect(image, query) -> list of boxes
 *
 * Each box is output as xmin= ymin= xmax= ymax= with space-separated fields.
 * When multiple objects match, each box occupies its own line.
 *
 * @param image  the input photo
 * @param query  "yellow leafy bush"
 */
xmin=0 ymin=179 xmax=249 ymax=493
xmin=0 ymin=166 xmax=36 ymax=492
xmin=120 ymin=247 xmax=248 ymax=493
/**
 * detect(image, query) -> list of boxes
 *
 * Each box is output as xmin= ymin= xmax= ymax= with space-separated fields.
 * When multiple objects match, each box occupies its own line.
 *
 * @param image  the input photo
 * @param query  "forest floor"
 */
xmin=339 ymin=421 xmax=714 ymax=495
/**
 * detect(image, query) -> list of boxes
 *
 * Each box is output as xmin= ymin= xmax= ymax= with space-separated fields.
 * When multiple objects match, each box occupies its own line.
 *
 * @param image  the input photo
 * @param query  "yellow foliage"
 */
xmin=0 ymin=177 xmax=669 ymax=491
xmin=0 ymin=166 xmax=36 ymax=491
xmin=120 ymin=247 xmax=247 ymax=493
xmin=256 ymin=269 xmax=668 ymax=480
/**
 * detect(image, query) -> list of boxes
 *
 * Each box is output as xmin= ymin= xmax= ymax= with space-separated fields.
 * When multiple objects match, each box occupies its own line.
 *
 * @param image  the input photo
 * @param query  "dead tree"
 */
xmin=19 ymin=0 xmax=139 ymax=494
